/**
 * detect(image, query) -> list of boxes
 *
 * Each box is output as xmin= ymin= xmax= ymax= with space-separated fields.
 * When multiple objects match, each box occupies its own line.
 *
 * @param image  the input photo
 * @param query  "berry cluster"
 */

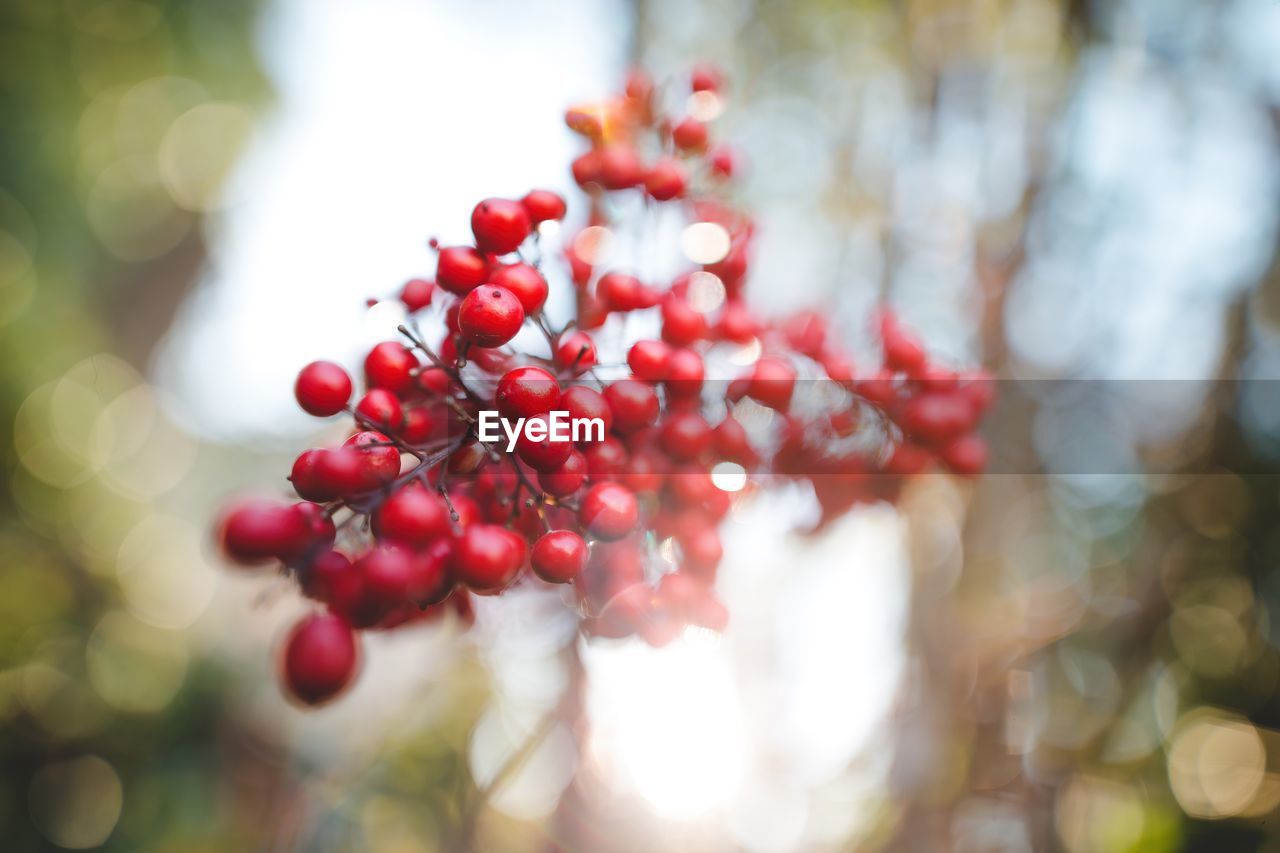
xmin=217 ymin=66 xmax=992 ymax=706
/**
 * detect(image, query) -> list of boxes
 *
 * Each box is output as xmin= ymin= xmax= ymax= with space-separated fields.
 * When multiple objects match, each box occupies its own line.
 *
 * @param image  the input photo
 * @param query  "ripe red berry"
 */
xmin=598 ymin=145 xmax=645 ymax=190
xmin=561 ymin=385 xmax=612 ymax=439
xmin=453 ymin=524 xmax=527 ymax=594
xmin=471 ymin=198 xmax=531 ymax=255
xmin=660 ymin=293 xmax=708 ymax=345
xmin=690 ymin=63 xmax=723 ymax=93
xmin=709 ymin=145 xmax=737 ymax=178
xmin=531 ymin=530 xmax=588 ymax=584
xmin=597 ymin=272 xmax=647 ymax=312
xmin=747 ymin=357 xmax=796 ymax=411
xmin=521 ymin=189 xmax=566 ymax=224
xmin=496 ymin=366 xmax=560 ymax=419
xmin=364 ymin=342 xmax=419 ymax=395
xmin=579 ymin=483 xmax=638 ymax=541
xmin=282 ymin=612 xmax=359 ymax=705
xmin=343 ymin=431 xmax=401 ymax=489
xmin=355 ymin=388 xmax=404 ymax=432
xmin=401 ymin=406 xmax=435 ymax=443
xmin=672 ymin=117 xmax=709 ymax=152
xmin=660 ymin=411 xmax=713 ymax=461
xmin=718 ymin=300 xmax=757 ymax=342
xmin=409 ymin=538 xmax=455 ymax=605
xmin=295 ymin=361 xmax=352 ymax=417
xmin=583 ymin=437 xmax=629 ymax=480
xmin=645 ymin=159 xmax=687 ymax=201
xmin=663 ymin=347 xmax=704 ymax=399
xmin=939 ymin=434 xmax=987 ymax=477
xmin=489 ymin=262 xmax=549 ymax=314
xmin=290 ymin=449 xmax=335 ymax=502
xmin=713 ymin=417 xmax=755 ymax=464
xmin=219 ymin=499 xmax=309 ymax=565
xmin=374 ymin=486 xmax=451 ymax=546
xmin=458 ymin=285 xmax=525 ymax=347
xmin=627 ymin=340 xmax=671 ymax=382
xmin=572 ymin=150 xmax=604 ymax=188
xmin=555 ymin=331 xmax=597 ymax=373
xmin=400 ymin=278 xmax=435 ymax=312
xmin=538 ymin=448 xmax=587 ymax=496
xmin=436 ymin=246 xmax=489 ymax=295
xmin=515 ymin=415 xmax=574 ymax=471
xmin=604 ymin=379 xmax=659 ymax=433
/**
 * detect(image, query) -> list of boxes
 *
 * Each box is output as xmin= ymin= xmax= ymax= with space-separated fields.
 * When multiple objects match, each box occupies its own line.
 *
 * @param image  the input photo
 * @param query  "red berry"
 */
xmin=282 ymin=612 xmax=359 ymax=705
xmin=672 ymin=117 xmax=709 ymax=152
xmin=583 ymin=437 xmax=629 ymax=480
xmin=660 ymin=293 xmax=708 ymax=345
xmin=401 ymin=406 xmax=435 ymax=443
xmin=489 ymin=262 xmax=549 ymax=314
xmin=690 ymin=63 xmax=723 ymax=93
xmin=572 ymin=150 xmax=604 ymax=188
xmin=437 ymin=246 xmax=489 ymax=295
xmin=515 ymin=415 xmax=574 ymax=472
xmin=290 ymin=449 xmax=335 ymax=502
xmin=400 ymin=278 xmax=435 ymax=312
xmin=747 ymin=358 xmax=796 ymax=411
xmin=364 ymin=342 xmax=419 ymax=395
xmin=663 ymin=347 xmax=704 ymax=399
xmin=356 ymin=544 xmax=417 ymax=610
xmin=531 ymin=530 xmax=588 ymax=584
xmin=579 ymin=483 xmax=638 ymax=541
xmin=939 ymin=434 xmax=987 ymax=476
xmin=458 ymin=285 xmax=525 ymax=347
xmin=343 ymin=431 xmax=401 ymax=489
xmin=355 ymin=388 xmax=404 ymax=432
xmin=598 ymin=272 xmax=648 ymax=312
xmin=538 ymin=448 xmax=587 ymax=496
xmin=627 ymin=340 xmax=671 ymax=382
xmin=555 ymin=332 xmax=597 ymax=373
xmin=659 ymin=411 xmax=712 ymax=461
xmin=598 ymin=145 xmax=645 ymax=190
xmin=718 ymin=300 xmax=757 ymax=342
xmin=374 ymin=486 xmax=451 ymax=546
xmin=471 ymin=198 xmax=531 ymax=255
xmin=409 ymin=538 xmax=454 ymax=604
xmin=709 ymin=145 xmax=737 ymax=178
xmin=219 ymin=499 xmax=308 ymax=565
xmin=561 ymin=385 xmax=612 ymax=440
xmin=495 ymin=366 xmax=560 ymax=419
xmin=713 ymin=418 xmax=755 ymax=464
xmin=301 ymin=548 xmax=355 ymax=603
xmin=645 ymin=159 xmax=687 ymax=201
xmin=295 ymin=361 xmax=352 ymax=417
xmin=453 ymin=524 xmax=527 ymax=594
xmin=604 ymin=379 xmax=659 ymax=434
xmin=521 ymin=189 xmax=566 ymax=224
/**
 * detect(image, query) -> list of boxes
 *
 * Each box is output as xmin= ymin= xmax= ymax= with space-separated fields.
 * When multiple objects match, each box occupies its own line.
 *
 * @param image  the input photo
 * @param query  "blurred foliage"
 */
xmin=0 ymin=1 xmax=273 ymax=849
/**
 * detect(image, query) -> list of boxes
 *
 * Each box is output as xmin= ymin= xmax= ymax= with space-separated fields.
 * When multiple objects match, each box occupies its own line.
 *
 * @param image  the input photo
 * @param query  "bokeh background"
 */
xmin=5 ymin=0 xmax=1280 ymax=849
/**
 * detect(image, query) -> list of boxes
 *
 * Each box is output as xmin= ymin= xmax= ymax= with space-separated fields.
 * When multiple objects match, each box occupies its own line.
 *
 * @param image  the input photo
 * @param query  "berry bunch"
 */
xmin=217 ymin=66 xmax=992 ymax=706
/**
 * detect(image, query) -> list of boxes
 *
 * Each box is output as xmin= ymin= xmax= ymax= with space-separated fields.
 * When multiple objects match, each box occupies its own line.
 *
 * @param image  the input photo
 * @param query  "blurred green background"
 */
xmin=5 ymin=0 xmax=1280 ymax=850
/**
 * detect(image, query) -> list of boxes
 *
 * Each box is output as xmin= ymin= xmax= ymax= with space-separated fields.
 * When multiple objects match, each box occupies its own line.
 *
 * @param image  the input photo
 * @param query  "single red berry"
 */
xmin=301 ymin=548 xmax=356 ymax=603
xmin=660 ymin=293 xmax=708 ymax=345
xmin=561 ymin=385 xmax=612 ymax=440
xmin=295 ymin=361 xmax=353 ymax=417
xmin=598 ymin=145 xmax=645 ymax=190
xmin=898 ymin=392 xmax=976 ymax=444
xmin=627 ymin=340 xmax=671 ymax=382
xmin=343 ymin=431 xmax=401 ymax=489
xmin=489 ymin=263 xmax=549 ymax=314
xmin=625 ymin=68 xmax=655 ymax=102
xmin=400 ymin=278 xmax=435 ymax=312
xmin=355 ymin=388 xmax=404 ymax=433
xmin=598 ymin=272 xmax=647 ymax=312
xmin=471 ymin=198 xmax=531 ymax=255
xmin=531 ymin=530 xmax=588 ymax=584
xmin=458 ymin=285 xmax=525 ymax=347
xmin=364 ymin=342 xmax=419 ymax=395
xmin=663 ymin=347 xmax=704 ymax=399
xmin=401 ymin=406 xmax=435 ymax=444
xmin=521 ymin=189 xmax=566 ymax=224
xmin=281 ymin=612 xmax=359 ymax=706
xmin=713 ymin=418 xmax=755 ymax=464
xmin=747 ymin=358 xmax=796 ymax=411
xmin=645 ymin=159 xmax=687 ymax=201
xmin=219 ymin=499 xmax=308 ymax=565
xmin=679 ymin=526 xmax=723 ymax=580
xmin=538 ymin=448 xmax=587 ymax=497
xmin=409 ymin=538 xmax=455 ymax=605
xmin=708 ymin=145 xmax=737 ymax=178
xmin=571 ymin=150 xmax=604 ymax=188
xmin=604 ymin=379 xmax=659 ymax=434
xmin=496 ymin=366 xmax=560 ymax=419
xmin=672 ymin=117 xmax=709 ymax=152
xmin=437 ymin=246 xmax=489 ymax=295
xmin=453 ymin=524 xmax=527 ymax=594
xmin=555 ymin=331 xmax=597 ymax=373
xmin=880 ymin=313 xmax=927 ymax=373
xmin=579 ymin=483 xmax=638 ymax=541
xmin=718 ymin=300 xmax=757 ymax=343
xmin=939 ymin=433 xmax=987 ymax=476
xmin=356 ymin=544 xmax=418 ymax=611
xmin=583 ymin=437 xmax=629 ymax=480
xmin=690 ymin=63 xmax=723 ymax=93
xmin=885 ymin=441 xmax=932 ymax=475
xmin=660 ymin=411 xmax=713 ymax=461
xmin=290 ymin=449 xmax=336 ymax=502
xmin=374 ymin=486 xmax=451 ymax=547
xmin=516 ymin=415 xmax=574 ymax=472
